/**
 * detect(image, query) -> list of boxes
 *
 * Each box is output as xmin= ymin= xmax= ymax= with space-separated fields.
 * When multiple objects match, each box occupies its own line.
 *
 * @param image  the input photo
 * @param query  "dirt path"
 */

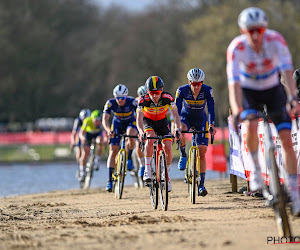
xmin=1 ymin=179 xmax=300 ymax=250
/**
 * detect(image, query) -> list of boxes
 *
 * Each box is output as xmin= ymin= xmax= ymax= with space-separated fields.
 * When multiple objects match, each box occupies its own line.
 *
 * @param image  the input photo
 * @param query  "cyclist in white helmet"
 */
xmin=102 ymin=84 xmax=138 ymax=192
xmin=227 ymin=7 xmax=300 ymax=216
xmin=175 ymin=68 xmax=216 ymax=197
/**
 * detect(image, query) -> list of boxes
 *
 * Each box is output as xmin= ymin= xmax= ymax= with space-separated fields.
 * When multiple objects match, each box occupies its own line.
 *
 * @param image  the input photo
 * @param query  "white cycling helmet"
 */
xmin=238 ymin=7 xmax=268 ymax=30
xmin=113 ymin=84 xmax=128 ymax=97
xmin=137 ymin=86 xmax=147 ymax=96
xmin=187 ymin=68 xmax=205 ymax=82
xmin=79 ymin=109 xmax=91 ymax=120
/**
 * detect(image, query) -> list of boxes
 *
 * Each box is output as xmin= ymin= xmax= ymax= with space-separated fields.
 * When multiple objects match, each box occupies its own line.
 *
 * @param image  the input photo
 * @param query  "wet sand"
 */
xmin=1 ymin=179 xmax=300 ymax=250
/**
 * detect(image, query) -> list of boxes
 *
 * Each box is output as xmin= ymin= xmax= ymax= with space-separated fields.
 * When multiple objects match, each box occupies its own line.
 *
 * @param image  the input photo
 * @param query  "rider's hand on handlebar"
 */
xmin=209 ymin=125 xmax=216 ymax=136
xmin=174 ymin=127 xmax=181 ymax=139
xmin=109 ymin=130 xmax=115 ymax=137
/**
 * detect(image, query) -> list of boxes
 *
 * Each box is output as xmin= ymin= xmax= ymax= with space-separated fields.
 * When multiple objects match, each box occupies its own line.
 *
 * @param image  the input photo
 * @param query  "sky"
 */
xmin=91 ymin=0 xmax=156 ymax=12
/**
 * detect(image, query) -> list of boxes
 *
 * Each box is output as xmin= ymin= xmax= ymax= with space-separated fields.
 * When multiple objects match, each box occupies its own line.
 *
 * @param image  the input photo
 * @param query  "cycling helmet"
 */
xmin=145 ymin=76 xmax=164 ymax=91
xmin=137 ymin=86 xmax=147 ymax=96
xmin=238 ymin=7 xmax=268 ymax=30
xmin=91 ymin=110 xmax=101 ymax=120
xmin=187 ymin=68 xmax=205 ymax=82
xmin=79 ymin=109 xmax=91 ymax=120
xmin=113 ymin=84 xmax=128 ymax=97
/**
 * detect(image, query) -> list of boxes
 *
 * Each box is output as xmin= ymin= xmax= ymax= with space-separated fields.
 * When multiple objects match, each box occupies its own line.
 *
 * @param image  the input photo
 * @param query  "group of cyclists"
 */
xmin=70 ymin=7 xmax=300 ymax=217
xmin=71 ymin=69 xmax=216 ymax=196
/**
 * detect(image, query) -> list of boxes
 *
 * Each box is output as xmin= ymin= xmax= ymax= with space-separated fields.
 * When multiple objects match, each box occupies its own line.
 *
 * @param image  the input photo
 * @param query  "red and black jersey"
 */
xmin=138 ymin=91 xmax=176 ymax=121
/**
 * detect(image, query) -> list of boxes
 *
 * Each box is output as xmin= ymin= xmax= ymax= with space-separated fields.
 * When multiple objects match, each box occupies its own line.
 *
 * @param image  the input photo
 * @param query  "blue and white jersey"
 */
xmin=175 ymin=84 xmax=215 ymax=125
xmin=103 ymin=96 xmax=137 ymax=122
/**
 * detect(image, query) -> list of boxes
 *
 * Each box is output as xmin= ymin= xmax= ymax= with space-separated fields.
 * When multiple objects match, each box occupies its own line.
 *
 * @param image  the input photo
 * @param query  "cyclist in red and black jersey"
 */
xmin=137 ymin=76 xmax=181 ymax=192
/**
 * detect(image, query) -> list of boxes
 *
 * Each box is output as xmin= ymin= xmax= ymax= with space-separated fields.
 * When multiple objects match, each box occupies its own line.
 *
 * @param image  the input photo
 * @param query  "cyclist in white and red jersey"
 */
xmin=227 ymin=7 xmax=300 ymax=216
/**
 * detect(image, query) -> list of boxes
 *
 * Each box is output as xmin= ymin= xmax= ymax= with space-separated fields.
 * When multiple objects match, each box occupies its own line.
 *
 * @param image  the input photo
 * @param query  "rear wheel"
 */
xmin=268 ymin=149 xmax=291 ymax=238
xmin=84 ymin=154 xmax=94 ymax=190
xmin=190 ymin=148 xmax=197 ymax=204
xmin=158 ymin=151 xmax=168 ymax=211
xmin=115 ymin=150 xmax=126 ymax=199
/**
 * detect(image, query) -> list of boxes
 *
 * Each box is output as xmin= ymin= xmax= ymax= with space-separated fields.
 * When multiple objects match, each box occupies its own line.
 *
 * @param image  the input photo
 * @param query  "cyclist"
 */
xmin=135 ymin=86 xmax=147 ymax=178
xmin=102 ymin=84 xmax=138 ymax=192
xmin=70 ymin=109 xmax=91 ymax=164
xmin=175 ymin=68 xmax=216 ymax=197
xmin=78 ymin=110 xmax=104 ymax=181
xmin=136 ymin=76 xmax=181 ymax=192
xmin=227 ymin=7 xmax=300 ymax=215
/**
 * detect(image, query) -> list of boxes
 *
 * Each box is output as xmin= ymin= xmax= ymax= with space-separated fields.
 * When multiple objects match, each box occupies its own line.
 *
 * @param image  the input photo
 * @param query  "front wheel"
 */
xmin=158 ymin=150 xmax=168 ymax=211
xmin=268 ymin=149 xmax=291 ymax=238
xmin=190 ymin=148 xmax=197 ymax=204
xmin=150 ymin=157 xmax=158 ymax=209
xmin=83 ymin=155 xmax=94 ymax=190
xmin=115 ymin=150 xmax=127 ymax=199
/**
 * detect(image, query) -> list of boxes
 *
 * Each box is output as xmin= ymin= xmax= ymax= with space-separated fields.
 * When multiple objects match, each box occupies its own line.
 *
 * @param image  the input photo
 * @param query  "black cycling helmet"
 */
xmin=145 ymin=76 xmax=164 ymax=91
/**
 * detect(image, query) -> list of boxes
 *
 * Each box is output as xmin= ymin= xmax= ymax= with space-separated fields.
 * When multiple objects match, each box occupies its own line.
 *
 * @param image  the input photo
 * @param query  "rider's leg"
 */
xmin=245 ymin=119 xmax=263 ymax=191
xmin=136 ymin=139 xmax=145 ymax=176
xmin=279 ymin=129 xmax=300 ymax=215
xmin=178 ymin=123 xmax=188 ymax=170
xmin=143 ymin=130 xmax=155 ymax=181
xmin=162 ymin=139 xmax=173 ymax=192
xmin=78 ymin=144 xmax=89 ymax=178
xmin=126 ymin=127 xmax=138 ymax=171
xmin=107 ymin=145 xmax=119 ymax=181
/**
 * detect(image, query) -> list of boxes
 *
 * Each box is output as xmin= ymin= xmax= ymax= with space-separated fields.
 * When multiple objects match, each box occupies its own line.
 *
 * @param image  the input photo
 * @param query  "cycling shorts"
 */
xmin=181 ymin=114 xmax=209 ymax=146
xmin=84 ymin=131 xmax=103 ymax=145
xmin=143 ymin=117 xmax=171 ymax=141
xmin=110 ymin=118 xmax=137 ymax=145
xmin=241 ymin=84 xmax=292 ymax=131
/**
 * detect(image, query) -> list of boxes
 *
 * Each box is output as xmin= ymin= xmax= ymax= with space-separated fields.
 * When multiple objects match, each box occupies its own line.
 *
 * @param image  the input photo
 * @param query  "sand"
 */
xmin=1 ymin=179 xmax=300 ymax=250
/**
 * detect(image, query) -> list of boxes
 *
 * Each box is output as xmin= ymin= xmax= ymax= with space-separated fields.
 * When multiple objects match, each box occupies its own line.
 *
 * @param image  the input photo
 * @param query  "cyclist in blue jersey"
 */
xmin=70 ymin=109 xmax=91 ymax=164
xmin=102 ymin=84 xmax=138 ymax=192
xmin=175 ymin=68 xmax=216 ymax=197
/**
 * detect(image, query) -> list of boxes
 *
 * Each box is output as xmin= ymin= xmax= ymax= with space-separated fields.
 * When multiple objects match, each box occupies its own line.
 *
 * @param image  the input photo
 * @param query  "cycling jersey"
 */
xmin=72 ymin=117 xmax=83 ymax=132
xmin=175 ymin=84 xmax=215 ymax=125
xmin=138 ymin=92 xmax=176 ymax=121
xmin=103 ymin=97 xmax=137 ymax=122
xmin=226 ymin=29 xmax=293 ymax=90
xmin=81 ymin=117 xmax=102 ymax=134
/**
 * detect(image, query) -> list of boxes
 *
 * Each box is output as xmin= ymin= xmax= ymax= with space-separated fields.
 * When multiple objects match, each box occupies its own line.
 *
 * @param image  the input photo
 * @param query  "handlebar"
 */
xmin=140 ymin=133 xmax=181 ymax=152
xmin=181 ymin=128 xmax=214 ymax=144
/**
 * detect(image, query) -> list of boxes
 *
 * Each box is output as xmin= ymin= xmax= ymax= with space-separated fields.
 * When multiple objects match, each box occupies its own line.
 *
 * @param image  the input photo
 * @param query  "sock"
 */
xmin=180 ymin=145 xmax=187 ymax=157
xmin=108 ymin=167 xmax=114 ymax=182
xmin=95 ymin=156 xmax=101 ymax=162
xmin=79 ymin=165 xmax=84 ymax=172
xmin=128 ymin=149 xmax=133 ymax=160
xmin=167 ymin=165 xmax=170 ymax=172
xmin=199 ymin=172 xmax=206 ymax=187
xmin=145 ymin=157 xmax=152 ymax=172
xmin=250 ymin=150 xmax=260 ymax=170
xmin=138 ymin=157 xmax=145 ymax=168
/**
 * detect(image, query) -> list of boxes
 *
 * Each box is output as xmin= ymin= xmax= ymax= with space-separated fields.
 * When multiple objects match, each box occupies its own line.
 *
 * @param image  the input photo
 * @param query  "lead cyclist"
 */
xmin=227 ymin=7 xmax=300 ymax=216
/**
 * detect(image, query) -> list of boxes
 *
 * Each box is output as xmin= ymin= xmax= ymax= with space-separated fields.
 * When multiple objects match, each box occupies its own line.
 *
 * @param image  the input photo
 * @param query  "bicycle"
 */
xmin=141 ymin=133 xmax=180 ymax=211
xmin=82 ymin=139 xmax=96 ymax=190
xmin=182 ymin=127 xmax=214 ymax=204
xmin=237 ymin=110 xmax=292 ymax=238
xmin=112 ymin=134 xmax=138 ymax=199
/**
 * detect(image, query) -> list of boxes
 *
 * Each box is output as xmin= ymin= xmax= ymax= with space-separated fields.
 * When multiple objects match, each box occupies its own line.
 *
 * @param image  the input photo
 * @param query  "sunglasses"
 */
xmin=116 ymin=96 xmax=126 ymax=101
xmin=245 ymin=27 xmax=265 ymax=35
xmin=190 ymin=81 xmax=202 ymax=87
xmin=149 ymin=90 xmax=162 ymax=96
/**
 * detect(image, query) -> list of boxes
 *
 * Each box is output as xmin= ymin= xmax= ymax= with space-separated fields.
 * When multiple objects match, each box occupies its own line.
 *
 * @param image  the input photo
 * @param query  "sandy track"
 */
xmin=1 ymin=179 xmax=300 ymax=250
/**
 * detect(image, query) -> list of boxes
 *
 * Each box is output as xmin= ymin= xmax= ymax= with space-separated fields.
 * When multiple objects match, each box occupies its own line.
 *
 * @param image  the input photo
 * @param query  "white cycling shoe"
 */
xmin=143 ymin=169 xmax=152 ymax=182
xmin=249 ymin=168 xmax=264 ymax=192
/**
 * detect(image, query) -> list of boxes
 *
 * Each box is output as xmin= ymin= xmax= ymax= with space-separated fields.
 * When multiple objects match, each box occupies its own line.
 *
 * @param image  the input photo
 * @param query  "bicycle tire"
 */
xmin=191 ymin=148 xmax=197 ymax=204
xmin=150 ymin=157 xmax=158 ymax=209
xmin=268 ymin=148 xmax=292 ymax=238
xmin=115 ymin=150 xmax=126 ymax=199
xmin=84 ymin=155 xmax=94 ymax=190
xmin=158 ymin=150 xmax=168 ymax=211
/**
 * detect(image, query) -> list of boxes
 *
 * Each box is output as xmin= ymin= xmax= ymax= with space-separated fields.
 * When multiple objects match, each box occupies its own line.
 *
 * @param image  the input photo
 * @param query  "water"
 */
xmin=0 ymin=161 xmax=225 ymax=197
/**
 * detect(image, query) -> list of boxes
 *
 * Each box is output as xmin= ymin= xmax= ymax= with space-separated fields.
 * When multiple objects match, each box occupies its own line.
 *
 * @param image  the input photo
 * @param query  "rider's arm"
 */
xmin=206 ymin=87 xmax=215 ymax=126
xmin=102 ymin=113 xmax=111 ymax=134
xmin=170 ymin=106 xmax=181 ymax=131
xmin=228 ymin=82 xmax=243 ymax=116
xmin=136 ymin=107 xmax=144 ymax=136
xmin=78 ymin=128 xmax=86 ymax=142
xmin=175 ymin=88 xmax=183 ymax=115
